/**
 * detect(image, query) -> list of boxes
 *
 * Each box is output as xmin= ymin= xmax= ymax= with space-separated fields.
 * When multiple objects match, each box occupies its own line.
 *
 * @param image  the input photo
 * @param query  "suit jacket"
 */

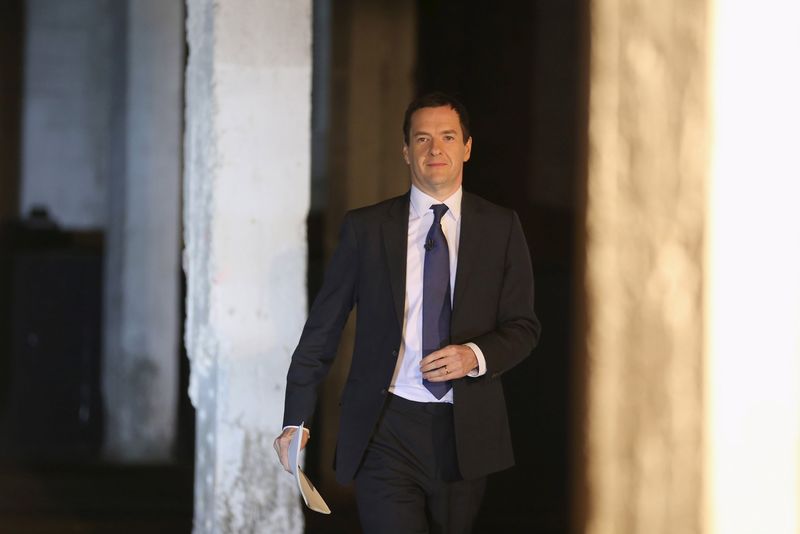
xmin=283 ymin=190 xmax=541 ymax=484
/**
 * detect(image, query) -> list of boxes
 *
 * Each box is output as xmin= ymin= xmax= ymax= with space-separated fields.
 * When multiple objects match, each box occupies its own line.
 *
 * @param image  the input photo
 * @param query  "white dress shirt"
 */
xmin=388 ymin=185 xmax=487 ymax=403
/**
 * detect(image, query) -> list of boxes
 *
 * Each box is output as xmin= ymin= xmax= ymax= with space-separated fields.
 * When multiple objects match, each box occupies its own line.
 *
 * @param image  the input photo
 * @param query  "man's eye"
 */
xmin=416 ymin=137 xmax=429 ymax=143
xmin=444 ymin=135 xmax=455 ymax=141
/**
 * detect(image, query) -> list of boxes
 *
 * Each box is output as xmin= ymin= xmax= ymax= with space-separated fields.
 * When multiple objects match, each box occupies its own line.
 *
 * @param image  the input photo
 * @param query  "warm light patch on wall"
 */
xmin=706 ymin=1 xmax=800 ymax=534
xmin=583 ymin=1 xmax=708 ymax=532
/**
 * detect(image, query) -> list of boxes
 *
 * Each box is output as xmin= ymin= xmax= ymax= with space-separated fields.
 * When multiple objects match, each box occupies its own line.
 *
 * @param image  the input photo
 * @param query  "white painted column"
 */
xmin=706 ymin=2 xmax=800 ymax=533
xmin=184 ymin=1 xmax=311 ymax=532
xmin=102 ymin=0 xmax=184 ymax=461
xmin=19 ymin=0 xmax=114 ymax=228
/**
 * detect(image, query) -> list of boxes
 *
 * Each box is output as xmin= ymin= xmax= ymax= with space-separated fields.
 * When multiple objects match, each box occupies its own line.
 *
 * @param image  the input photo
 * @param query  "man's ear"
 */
xmin=402 ymin=143 xmax=410 ymax=164
xmin=463 ymin=136 xmax=473 ymax=162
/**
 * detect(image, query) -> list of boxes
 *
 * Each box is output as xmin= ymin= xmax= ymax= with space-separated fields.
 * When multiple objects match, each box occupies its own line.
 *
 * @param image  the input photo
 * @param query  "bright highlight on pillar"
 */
xmin=706 ymin=2 xmax=800 ymax=534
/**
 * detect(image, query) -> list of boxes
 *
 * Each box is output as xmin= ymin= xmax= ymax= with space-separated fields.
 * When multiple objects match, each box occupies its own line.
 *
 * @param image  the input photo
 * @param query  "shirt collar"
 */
xmin=409 ymin=184 xmax=462 ymax=222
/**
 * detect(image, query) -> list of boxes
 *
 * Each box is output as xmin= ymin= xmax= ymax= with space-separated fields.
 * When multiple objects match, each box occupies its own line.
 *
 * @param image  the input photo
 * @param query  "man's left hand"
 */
xmin=420 ymin=344 xmax=478 ymax=381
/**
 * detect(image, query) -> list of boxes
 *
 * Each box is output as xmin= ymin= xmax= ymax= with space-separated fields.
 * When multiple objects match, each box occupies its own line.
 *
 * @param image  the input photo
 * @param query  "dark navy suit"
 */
xmin=283 ymin=190 xmax=540 ymax=490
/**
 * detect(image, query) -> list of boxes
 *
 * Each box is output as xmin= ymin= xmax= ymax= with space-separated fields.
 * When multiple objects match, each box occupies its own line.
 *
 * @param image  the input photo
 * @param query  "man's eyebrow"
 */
xmin=414 ymin=129 xmax=458 ymax=137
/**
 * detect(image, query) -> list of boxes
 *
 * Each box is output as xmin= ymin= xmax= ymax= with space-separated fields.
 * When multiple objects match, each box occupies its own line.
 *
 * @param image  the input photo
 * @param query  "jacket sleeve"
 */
xmin=282 ymin=212 xmax=359 ymax=427
xmin=469 ymin=210 xmax=541 ymax=378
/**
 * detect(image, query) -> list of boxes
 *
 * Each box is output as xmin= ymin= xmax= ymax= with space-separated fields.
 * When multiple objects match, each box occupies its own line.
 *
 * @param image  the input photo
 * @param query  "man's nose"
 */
xmin=429 ymin=139 xmax=443 ymax=155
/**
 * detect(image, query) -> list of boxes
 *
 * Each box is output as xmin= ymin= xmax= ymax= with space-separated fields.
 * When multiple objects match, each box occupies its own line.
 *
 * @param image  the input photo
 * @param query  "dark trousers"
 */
xmin=354 ymin=394 xmax=486 ymax=534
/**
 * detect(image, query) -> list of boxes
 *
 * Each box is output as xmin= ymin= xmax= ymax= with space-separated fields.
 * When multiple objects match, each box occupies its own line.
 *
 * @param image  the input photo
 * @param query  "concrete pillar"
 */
xmin=581 ymin=0 xmax=710 ymax=533
xmin=19 ymin=0 xmax=114 ymax=228
xmin=184 ymin=1 xmax=311 ymax=532
xmin=705 ymin=3 xmax=800 ymax=533
xmin=102 ymin=0 xmax=184 ymax=461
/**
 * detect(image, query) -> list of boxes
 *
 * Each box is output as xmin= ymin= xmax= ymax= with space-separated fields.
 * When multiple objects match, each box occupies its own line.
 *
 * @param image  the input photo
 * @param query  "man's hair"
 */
xmin=402 ymin=91 xmax=471 ymax=145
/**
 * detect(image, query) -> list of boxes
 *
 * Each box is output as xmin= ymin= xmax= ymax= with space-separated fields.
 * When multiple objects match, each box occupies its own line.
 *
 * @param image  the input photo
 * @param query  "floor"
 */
xmin=0 ymin=462 xmax=562 ymax=533
xmin=0 ymin=462 xmax=193 ymax=533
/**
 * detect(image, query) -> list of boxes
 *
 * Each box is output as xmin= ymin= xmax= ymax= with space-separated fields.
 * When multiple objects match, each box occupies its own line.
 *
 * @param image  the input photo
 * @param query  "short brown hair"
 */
xmin=402 ymin=91 xmax=471 ymax=145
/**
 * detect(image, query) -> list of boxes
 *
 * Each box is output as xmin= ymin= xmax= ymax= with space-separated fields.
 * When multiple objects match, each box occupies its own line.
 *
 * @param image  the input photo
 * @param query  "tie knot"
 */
xmin=430 ymin=204 xmax=449 ymax=221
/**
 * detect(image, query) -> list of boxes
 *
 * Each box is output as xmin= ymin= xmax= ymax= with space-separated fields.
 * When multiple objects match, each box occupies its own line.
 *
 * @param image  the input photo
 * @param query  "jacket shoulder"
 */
xmin=346 ymin=192 xmax=409 ymax=222
xmin=463 ymin=191 xmax=516 ymax=220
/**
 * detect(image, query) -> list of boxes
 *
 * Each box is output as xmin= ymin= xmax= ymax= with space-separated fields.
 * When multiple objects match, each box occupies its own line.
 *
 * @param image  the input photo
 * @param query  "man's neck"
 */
xmin=411 ymin=183 xmax=462 ymax=202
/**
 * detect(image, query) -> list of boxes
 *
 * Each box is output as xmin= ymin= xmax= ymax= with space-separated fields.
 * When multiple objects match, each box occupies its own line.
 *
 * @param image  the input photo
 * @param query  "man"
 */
xmin=274 ymin=92 xmax=540 ymax=533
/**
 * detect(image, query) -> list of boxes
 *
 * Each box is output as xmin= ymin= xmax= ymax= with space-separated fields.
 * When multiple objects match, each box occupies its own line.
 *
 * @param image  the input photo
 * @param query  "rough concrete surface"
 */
xmin=184 ymin=1 xmax=311 ymax=532
xmin=583 ymin=0 xmax=710 ymax=533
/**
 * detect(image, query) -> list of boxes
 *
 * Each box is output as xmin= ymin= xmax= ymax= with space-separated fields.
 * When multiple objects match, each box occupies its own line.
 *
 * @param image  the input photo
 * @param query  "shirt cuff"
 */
xmin=282 ymin=425 xmax=311 ymax=437
xmin=464 ymin=342 xmax=487 ymax=377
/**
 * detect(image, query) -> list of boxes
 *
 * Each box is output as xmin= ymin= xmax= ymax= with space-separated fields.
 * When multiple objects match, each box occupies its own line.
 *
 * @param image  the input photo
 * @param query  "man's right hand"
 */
xmin=273 ymin=427 xmax=310 ymax=473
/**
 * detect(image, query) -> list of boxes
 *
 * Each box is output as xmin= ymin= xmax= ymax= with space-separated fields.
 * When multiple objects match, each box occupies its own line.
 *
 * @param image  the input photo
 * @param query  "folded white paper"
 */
xmin=289 ymin=422 xmax=331 ymax=514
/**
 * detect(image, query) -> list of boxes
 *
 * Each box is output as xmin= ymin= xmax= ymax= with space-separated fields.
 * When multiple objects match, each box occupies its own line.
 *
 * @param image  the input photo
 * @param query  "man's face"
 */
xmin=403 ymin=105 xmax=472 ymax=200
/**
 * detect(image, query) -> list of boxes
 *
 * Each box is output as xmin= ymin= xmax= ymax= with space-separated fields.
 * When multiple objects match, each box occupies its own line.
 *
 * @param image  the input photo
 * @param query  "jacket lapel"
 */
xmin=453 ymin=192 xmax=482 ymax=321
xmin=382 ymin=193 xmax=409 ymax=328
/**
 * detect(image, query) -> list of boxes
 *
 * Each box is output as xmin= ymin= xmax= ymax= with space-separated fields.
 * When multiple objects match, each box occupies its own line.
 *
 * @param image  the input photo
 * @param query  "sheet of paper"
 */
xmin=289 ymin=422 xmax=331 ymax=514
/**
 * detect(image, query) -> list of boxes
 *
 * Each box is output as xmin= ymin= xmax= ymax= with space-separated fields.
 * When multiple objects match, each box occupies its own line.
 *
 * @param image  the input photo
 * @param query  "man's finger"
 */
xmin=274 ymin=431 xmax=295 ymax=472
xmin=419 ymin=353 xmax=443 ymax=369
xmin=423 ymin=360 xmax=461 ymax=380
xmin=424 ymin=344 xmax=458 ymax=358
xmin=276 ymin=439 xmax=290 ymax=471
xmin=273 ymin=427 xmax=312 ymax=473
xmin=420 ymin=359 xmax=447 ymax=374
xmin=421 ymin=364 xmax=449 ymax=377
xmin=420 ymin=348 xmax=453 ymax=370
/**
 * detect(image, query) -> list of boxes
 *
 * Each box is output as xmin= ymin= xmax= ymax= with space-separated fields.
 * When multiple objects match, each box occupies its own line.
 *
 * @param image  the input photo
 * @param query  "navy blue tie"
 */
xmin=422 ymin=204 xmax=452 ymax=399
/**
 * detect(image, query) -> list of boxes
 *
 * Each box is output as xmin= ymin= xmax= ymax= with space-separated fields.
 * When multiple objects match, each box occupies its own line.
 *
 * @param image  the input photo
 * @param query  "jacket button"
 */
xmin=391 ymin=350 xmax=398 ymax=356
xmin=380 ymin=388 xmax=387 ymax=395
